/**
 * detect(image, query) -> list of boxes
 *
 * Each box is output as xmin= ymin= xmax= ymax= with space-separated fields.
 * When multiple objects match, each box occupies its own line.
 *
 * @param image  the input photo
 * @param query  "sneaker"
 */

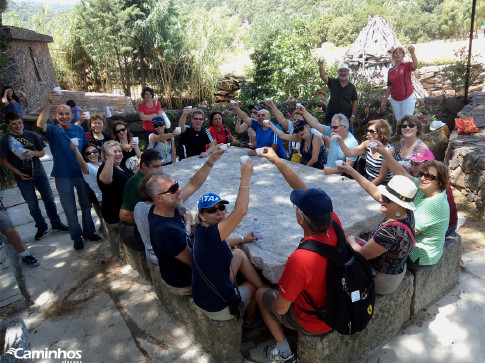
xmin=73 ymin=240 xmax=84 ymax=252
xmin=85 ymin=233 xmax=103 ymax=242
xmin=264 ymin=346 xmax=298 ymax=363
xmin=52 ymin=224 xmax=69 ymax=233
xmin=21 ymin=255 xmax=40 ymax=268
xmin=35 ymin=225 xmax=49 ymax=241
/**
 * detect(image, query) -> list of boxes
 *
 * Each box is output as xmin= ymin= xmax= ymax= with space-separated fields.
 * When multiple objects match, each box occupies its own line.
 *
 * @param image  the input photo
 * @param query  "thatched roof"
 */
xmin=344 ymin=15 xmax=400 ymax=65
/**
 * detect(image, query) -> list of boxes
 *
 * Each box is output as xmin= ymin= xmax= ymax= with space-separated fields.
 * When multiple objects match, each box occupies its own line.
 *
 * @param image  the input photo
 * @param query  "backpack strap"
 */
xmin=371 ymin=220 xmax=415 ymax=247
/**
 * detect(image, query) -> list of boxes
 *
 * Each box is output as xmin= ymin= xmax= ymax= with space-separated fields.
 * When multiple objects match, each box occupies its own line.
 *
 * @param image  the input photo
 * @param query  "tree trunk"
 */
xmin=122 ymin=53 xmax=131 ymax=97
xmin=138 ymin=39 xmax=146 ymax=89
xmin=114 ymin=46 xmax=129 ymax=97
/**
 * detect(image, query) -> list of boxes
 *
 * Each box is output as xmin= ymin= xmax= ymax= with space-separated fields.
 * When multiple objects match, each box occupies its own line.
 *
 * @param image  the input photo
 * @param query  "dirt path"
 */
xmin=452 ymin=187 xmax=484 ymax=253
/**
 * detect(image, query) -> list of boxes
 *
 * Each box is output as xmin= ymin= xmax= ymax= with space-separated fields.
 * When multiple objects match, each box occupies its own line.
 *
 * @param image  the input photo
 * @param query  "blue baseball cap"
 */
xmin=198 ymin=193 xmax=229 ymax=211
xmin=152 ymin=116 xmax=165 ymax=126
xmin=290 ymin=188 xmax=333 ymax=220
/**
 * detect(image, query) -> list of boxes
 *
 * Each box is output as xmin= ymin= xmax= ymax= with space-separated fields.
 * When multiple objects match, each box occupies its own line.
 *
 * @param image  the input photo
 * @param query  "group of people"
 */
xmin=0 ymin=43 xmax=458 ymax=363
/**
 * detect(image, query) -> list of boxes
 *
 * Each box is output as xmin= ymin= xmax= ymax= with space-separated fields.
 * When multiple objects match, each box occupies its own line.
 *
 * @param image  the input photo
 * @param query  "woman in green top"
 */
xmin=365 ymin=143 xmax=450 ymax=267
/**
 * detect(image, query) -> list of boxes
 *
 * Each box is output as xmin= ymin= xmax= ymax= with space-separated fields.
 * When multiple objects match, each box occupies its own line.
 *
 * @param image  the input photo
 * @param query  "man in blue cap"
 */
xmin=255 ymin=147 xmax=344 ymax=363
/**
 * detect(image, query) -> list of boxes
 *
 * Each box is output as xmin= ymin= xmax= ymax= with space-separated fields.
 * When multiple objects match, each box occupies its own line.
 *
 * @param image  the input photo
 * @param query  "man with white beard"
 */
xmin=318 ymin=61 xmax=358 ymax=134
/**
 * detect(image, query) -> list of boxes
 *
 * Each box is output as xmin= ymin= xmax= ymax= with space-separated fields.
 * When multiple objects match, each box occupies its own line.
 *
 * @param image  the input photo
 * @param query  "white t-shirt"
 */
xmin=134 ymin=202 xmax=158 ymax=265
xmin=83 ymin=163 xmax=102 ymax=203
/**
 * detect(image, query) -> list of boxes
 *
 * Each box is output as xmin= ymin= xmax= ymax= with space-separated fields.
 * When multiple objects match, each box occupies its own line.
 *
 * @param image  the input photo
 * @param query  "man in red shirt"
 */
xmin=256 ymin=147 xmax=342 ymax=363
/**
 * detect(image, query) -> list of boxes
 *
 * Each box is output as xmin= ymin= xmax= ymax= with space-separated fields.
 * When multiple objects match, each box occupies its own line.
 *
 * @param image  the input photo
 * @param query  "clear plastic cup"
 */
xmin=132 ymin=137 xmax=139 ymax=144
xmin=220 ymin=144 xmax=228 ymax=152
xmin=369 ymin=142 xmax=378 ymax=149
xmin=263 ymin=120 xmax=269 ymax=126
xmin=296 ymin=103 xmax=301 ymax=109
xmin=175 ymin=127 xmax=182 ymax=133
xmin=53 ymin=87 xmax=62 ymax=95
xmin=70 ymin=138 xmax=79 ymax=146
xmin=240 ymin=156 xmax=249 ymax=165
xmin=335 ymin=160 xmax=343 ymax=167
xmin=265 ymin=98 xmax=271 ymax=103
xmin=256 ymin=147 xmax=264 ymax=155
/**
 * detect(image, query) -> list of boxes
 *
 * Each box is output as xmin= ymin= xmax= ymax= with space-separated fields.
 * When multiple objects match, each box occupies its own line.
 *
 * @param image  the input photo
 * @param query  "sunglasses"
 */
xmin=202 ymin=204 xmax=226 ymax=214
xmin=400 ymin=124 xmax=416 ymax=129
xmin=84 ymin=150 xmax=99 ymax=156
xmin=366 ymin=129 xmax=376 ymax=134
xmin=115 ymin=128 xmax=127 ymax=133
xmin=418 ymin=171 xmax=437 ymax=181
xmin=331 ymin=125 xmax=342 ymax=130
xmin=158 ymin=182 xmax=179 ymax=195
xmin=153 ymin=123 xmax=165 ymax=128
xmin=381 ymin=195 xmax=392 ymax=204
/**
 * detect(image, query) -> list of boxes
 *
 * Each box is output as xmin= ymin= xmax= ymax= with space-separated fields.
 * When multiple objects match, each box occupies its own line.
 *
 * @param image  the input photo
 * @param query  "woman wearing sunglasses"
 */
xmin=111 ymin=120 xmax=141 ymax=169
xmin=147 ymin=116 xmax=179 ymax=165
xmin=268 ymin=119 xmax=327 ymax=169
xmin=71 ymin=142 xmax=103 ymax=223
xmin=395 ymin=115 xmax=429 ymax=168
xmin=191 ymin=160 xmax=265 ymax=326
xmin=337 ymin=118 xmax=394 ymax=185
xmin=336 ymin=161 xmax=418 ymax=294
xmin=370 ymin=143 xmax=450 ymax=269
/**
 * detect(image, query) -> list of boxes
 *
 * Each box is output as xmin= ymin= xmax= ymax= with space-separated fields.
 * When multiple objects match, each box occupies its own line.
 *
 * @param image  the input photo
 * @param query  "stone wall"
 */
xmin=416 ymin=63 xmax=485 ymax=97
xmin=0 ymin=26 xmax=57 ymax=117
xmin=445 ymin=92 xmax=485 ymax=212
xmin=214 ymin=73 xmax=244 ymax=105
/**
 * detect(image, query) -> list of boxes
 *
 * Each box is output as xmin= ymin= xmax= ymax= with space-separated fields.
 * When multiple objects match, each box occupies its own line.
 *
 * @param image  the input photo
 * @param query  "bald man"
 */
xmin=37 ymin=91 xmax=101 ymax=251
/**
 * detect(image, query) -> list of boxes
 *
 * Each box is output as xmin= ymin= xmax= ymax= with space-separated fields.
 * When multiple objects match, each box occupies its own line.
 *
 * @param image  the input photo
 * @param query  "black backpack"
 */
xmin=297 ymin=220 xmax=375 ymax=335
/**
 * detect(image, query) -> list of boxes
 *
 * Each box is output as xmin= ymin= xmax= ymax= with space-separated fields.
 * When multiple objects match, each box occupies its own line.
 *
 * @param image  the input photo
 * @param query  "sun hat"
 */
xmin=430 ymin=120 xmax=446 ymax=131
xmin=198 ymin=193 xmax=229 ymax=211
xmin=152 ymin=116 xmax=165 ymax=127
xmin=408 ymin=149 xmax=435 ymax=163
xmin=377 ymin=175 xmax=417 ymax=211
xmin=338 ymin=63 xmax=349 ymax=70
xmin=290 ymin=188 xmax=333 ymax=220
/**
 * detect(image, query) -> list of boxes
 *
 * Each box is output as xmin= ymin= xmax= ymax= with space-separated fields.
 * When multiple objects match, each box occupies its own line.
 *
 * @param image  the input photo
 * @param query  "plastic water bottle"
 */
xmin=253 ymin=217 xmax=263 ymax=244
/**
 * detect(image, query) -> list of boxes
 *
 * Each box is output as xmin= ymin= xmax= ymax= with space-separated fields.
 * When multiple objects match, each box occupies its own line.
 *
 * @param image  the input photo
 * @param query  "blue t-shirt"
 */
xmin=71 ymin=106 xmax=82 ymax=124
xmin=192 ymin=223 xmax=236 ymax=312
xmin=0 ymin=131 xmax=46 ymax=181
xmin=5 ymin=102 xmax=23 ymax=118
xmin=326 ymin=132 xmax=358 ymax=167
xmin=44 ymin=123 xmax=88 ymax=178
xmin=149 ymin=206 xmax=193 ymax=288
xmin=251 ymin=119 xmax=286 ymax=158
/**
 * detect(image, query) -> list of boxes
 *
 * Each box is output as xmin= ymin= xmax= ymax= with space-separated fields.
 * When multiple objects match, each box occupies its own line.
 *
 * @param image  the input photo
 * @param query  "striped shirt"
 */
xmin=365 ymin=144 xmax=394 ymax=182
xmin=408 ymin=178 xmax=450 ymax=265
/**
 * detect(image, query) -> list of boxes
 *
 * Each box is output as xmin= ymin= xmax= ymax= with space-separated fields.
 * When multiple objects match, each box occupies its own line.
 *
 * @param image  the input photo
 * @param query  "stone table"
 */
xmin=163 ymin=147 xmax=382 ymax=284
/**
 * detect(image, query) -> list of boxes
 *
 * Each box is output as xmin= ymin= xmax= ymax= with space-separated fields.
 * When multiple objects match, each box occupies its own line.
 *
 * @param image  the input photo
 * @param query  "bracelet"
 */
xmin=239 ymin=185 xmax=249 ymax=189
xmin=241 ymin=237 xmax=244 ymax=244
xmin=205 ymin=161 xmax=214 ymax=167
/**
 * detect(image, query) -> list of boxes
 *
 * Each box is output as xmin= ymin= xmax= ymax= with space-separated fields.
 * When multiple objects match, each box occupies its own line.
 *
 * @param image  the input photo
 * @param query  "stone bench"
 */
xmin=102 ymin=222 xmax=124 ymax=260
xmin=147 ymin=260 xmax=243 ymax=363
xmin=297 ymin=272 xmax=414 ymax=363
xmin=409 ymin=232 xmax=462 ymax=314
xmin=123 ymin=244 xmax=151 ymax=282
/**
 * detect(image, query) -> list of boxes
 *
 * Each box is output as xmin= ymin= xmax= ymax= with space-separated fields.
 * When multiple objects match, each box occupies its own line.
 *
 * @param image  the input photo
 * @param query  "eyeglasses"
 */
xmin=366 ymin=129 xmax=376 ymax=134
xmin=115 ymin=128 xmax=127 ymax=133
xmin=153 ymin=123 xmax=164 ymax=128
xmin=331 ymin=125 xmax=342 ymax=130
xmin=202 ymin=205 xmax=226 ymax=214
xmin=250 ymin=111 xmax=258 ymax=114
xmin=400 ymin=124 xmax=416 ymax=129
xmin=418 ymin=171 xmax=437 ymax=181
xmin=158 ymin=182 xmax=179 ymax=195
xmin=84 ymin=150 xmax=99 ymax=156
xmin=381 ymin=195 xmax=392 ymax=204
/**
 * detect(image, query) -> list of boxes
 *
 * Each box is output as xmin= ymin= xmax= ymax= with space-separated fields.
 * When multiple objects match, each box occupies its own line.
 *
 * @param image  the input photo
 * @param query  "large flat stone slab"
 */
xmin=0 ymin=243 xmax=26 ymax=317
xmin=163 ymin=148 xmax=382 ymax=283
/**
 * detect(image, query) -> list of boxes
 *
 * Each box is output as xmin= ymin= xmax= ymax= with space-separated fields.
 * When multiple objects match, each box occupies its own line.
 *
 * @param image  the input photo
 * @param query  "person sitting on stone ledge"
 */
xmin=230 ymin=104 xmax=286 ymax=158
xmin=0 ymin=200 xmax=39 ymax=268
xmin=268 ymin=120 xmax=328 ymax=169
xmin=177 ymin=108 xmax=216 ymax=159
xmin=192 ymin=180 xmax=264 ymax=327
xmin=234 ymin=105 xmax=258 ymax=148
xmin=254 ymin=147 xmax=344 ymax=363
xmin=147 ymin=117 xmax=179 ymax=165
xmin=146 ymin=147 xmax=223 ymax=295
xmin=208 ymin=111 xmax=244 ymax=146
xmin=372 ymin=142 xmax=450 ymax=269
xmin=338 ymin=162 xmax=418 ymax=294
xmin=337 ymin=118 xmax=395 ymax=185
xmin=394 ymin=115 xmax=429 ymax=174
xmin=97 ymin=141 xmax=133 ymax=227
xmin=119 ymin=149 xmax=163 ymax=251
xmin=324 ymin=113 xmax=358 ymax=175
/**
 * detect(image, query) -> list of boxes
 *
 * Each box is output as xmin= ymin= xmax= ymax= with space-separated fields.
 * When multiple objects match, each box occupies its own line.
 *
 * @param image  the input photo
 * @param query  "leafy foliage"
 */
xmin=443 ymin=47 xmax=480 ymax=93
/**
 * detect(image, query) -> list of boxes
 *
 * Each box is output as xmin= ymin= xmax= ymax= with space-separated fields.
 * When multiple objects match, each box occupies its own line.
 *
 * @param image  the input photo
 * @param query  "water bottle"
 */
xmin=252 ymin=217 xmax=263 ymax=244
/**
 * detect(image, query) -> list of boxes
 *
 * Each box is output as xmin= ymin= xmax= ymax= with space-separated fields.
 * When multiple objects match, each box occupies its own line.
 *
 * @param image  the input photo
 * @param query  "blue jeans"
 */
xmin=17 ymin=173 xmax=62 ymax=229
xmin=55 ymin=177 xmax=95 ymax=242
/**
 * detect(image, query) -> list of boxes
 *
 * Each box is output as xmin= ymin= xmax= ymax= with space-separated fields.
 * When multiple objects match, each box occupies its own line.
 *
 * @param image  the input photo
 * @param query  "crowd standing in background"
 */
xmin=0 ymin=44 xmax=460 ymax=362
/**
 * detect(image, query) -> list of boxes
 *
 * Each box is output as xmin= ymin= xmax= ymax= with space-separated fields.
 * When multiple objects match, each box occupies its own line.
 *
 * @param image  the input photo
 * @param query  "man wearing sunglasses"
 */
xmin=0 ymin=112 xmax=68 ymax=241
xmin=234 ymin=105 xmax=259 ymax=149
xmin=36 ymin=91 xmax=101 ymax=251
xmin=119 ymin=149 xmax=163 ymax=251
xmin=146 ymin=148 xmax=224 ymax=294
xmin=177 ymin=108 xmax=216 ymax=159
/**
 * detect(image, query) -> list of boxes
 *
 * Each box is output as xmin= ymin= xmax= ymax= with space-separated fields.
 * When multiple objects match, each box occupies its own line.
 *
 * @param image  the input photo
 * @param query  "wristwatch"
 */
xmin=351 ymin=114 xmax=356 ymax=118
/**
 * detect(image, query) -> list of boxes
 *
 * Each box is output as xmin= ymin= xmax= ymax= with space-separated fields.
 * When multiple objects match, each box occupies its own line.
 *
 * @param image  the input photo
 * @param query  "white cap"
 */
xmin=430 ymin=120 xmax=446 ymax=131
xmin=338 ymin=63 xmax=349 ymax=70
